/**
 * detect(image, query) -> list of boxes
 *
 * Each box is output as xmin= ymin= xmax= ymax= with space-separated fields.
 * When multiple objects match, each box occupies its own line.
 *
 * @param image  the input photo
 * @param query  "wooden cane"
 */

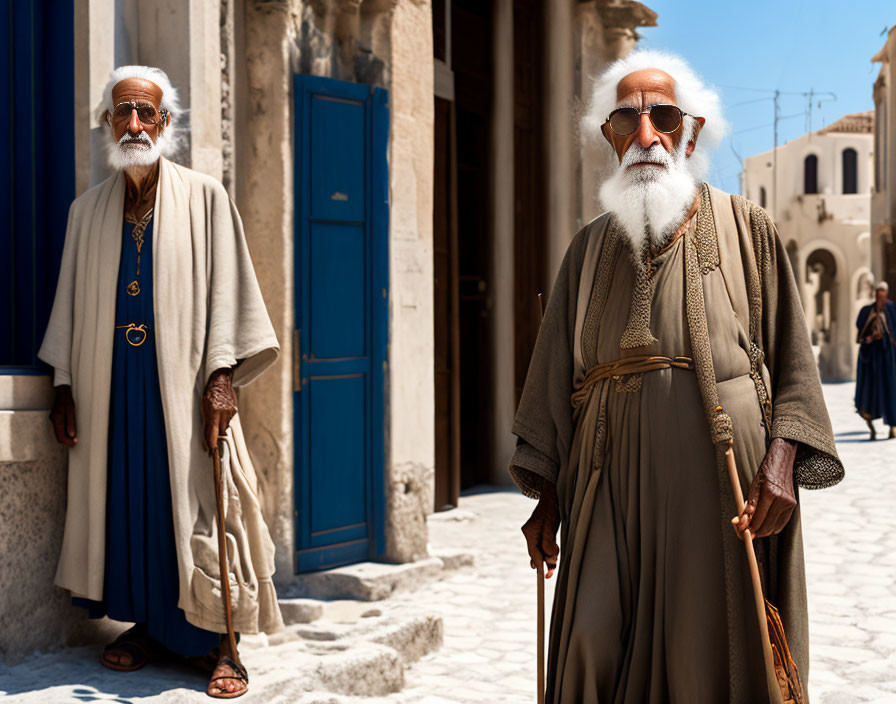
xmin=536 ymin=291 xmax=546 ymax=704
xmin=536 ymin=561 xmax=545 ymax=704
xmin=724 ymin=444 xmax=780 ymax=703
xmin=213 ymin=437 xmax=242 ymax=666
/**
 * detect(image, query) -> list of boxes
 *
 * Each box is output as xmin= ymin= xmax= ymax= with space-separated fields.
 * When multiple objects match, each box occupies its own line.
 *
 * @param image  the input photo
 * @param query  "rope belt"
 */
xmin=571 ymin=354 xmax=695 ymax=414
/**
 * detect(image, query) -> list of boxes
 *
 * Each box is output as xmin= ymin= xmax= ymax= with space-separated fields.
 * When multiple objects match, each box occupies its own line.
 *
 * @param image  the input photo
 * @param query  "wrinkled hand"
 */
xmin=49 ymin=385 xmax=78 ymax=447
xmin=202 ymin=368 xmax=237 ymax=455
xmin=734 ymin=438 xmax=797 ymax=539
xmin=521 ymin=479 xmax=561 ymax=579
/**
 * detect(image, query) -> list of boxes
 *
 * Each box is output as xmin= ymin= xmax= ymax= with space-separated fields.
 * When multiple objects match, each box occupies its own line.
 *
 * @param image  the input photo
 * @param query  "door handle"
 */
xmin=294 ymin=329 xmax=302 ymax=392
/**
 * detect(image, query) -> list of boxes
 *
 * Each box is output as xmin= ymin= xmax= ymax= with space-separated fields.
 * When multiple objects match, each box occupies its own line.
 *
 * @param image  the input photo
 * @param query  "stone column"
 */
xmin=233 ymin=0 xmax=296 ymax=586
xmin=74 ymin=0 xmax=115 ymax=191
xmin=136 ymin=0 xmax=223 ymax=180
xmin=385 ymin=0 xmax=435 ymax=562
xmin=575 ymin=1 xmax=656 ymax=229
xmin=490 ymin=0 xmax=516 ymax=485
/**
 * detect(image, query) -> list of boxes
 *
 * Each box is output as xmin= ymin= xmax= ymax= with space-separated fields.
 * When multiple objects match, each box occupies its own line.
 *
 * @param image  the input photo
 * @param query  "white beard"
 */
xmin=599 ymin=132 xmax=707 ymax=254
xmin=105 ymin=129 xmax=167 ymax=170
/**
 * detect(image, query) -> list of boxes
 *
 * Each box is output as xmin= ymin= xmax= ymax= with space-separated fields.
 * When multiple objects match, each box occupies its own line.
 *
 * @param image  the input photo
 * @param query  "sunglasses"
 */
xmin=604 ymin=104 xmax=687 ymax=136
xmin=108 ymin=101 xmax=169 ymax=126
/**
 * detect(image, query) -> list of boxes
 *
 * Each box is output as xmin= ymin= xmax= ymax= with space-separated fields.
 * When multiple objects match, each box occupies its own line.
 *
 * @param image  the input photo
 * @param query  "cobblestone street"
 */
xmin=391 ymin=381 xmax=896 ymax=704
xmin=1 ymin=382 xmax=895 ymax=703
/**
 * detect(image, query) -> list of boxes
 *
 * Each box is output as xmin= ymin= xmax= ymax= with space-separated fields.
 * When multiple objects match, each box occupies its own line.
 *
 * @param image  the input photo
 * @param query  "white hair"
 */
xmin=876 ymin=281 xmax=889 ymax=292
xmin=96 ymin=65 xmax=183 ymax=159
xmin=581 ymin=49 xmax=728 ymax=165
xmin=599 ymin=120 xmax=701 ymax=253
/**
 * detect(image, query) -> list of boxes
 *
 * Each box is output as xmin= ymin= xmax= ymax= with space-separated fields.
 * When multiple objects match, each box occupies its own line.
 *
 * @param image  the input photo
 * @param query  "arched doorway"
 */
xmin=805 ymin=248 xmax=838 ymax=345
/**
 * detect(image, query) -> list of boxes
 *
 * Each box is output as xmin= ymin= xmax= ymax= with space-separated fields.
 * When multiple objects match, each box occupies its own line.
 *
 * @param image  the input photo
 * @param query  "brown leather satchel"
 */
xmin=765 ymin=599 xmax=804 ymax=704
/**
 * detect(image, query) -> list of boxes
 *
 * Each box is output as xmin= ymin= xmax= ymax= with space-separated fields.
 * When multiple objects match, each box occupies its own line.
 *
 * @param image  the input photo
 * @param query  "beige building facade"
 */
xmin=873 ymin=26 xmax=896 ymax=292
xmin=742 ymin=112 xmax=874 ymax=381
xmin=0 ymin=0 xmax=656 ymax=658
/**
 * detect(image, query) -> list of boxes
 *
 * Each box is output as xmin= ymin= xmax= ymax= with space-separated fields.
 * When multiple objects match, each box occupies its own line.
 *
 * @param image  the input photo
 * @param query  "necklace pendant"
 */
xmin=127 ymin=280 xmax=141 ymax=296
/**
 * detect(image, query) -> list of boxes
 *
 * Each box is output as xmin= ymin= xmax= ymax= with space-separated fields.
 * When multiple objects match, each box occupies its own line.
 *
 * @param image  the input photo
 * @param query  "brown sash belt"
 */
xmin=571 ymin=354 xmax=695 ymax=414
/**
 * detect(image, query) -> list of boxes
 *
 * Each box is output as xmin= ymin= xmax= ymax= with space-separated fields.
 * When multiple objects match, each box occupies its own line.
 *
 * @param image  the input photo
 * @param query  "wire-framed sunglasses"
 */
xmin=604 ymin=104 xmax=687 ymax=136
xmin=107 ymin=101 xmax=169 ymax=126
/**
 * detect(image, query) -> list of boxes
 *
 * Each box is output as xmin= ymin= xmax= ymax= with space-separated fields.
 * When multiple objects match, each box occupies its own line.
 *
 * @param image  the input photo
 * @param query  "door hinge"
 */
xmin=293 ymin=329 xmax=302 ymax=392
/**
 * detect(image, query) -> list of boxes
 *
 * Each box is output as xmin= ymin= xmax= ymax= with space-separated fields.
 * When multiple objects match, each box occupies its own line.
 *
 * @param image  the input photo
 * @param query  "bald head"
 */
xmin=111 ymin=77 xmax=163 ymax=110
xmin=615 ymin=68 xmax=677 ymax=108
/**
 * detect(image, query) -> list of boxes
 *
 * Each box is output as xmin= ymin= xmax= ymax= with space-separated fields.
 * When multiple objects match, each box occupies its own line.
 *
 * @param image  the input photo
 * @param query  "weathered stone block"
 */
xmin=278 ymin=597 xmax=324 ymax=625
xmin=288 ymin=558 xmax=444 ymax=601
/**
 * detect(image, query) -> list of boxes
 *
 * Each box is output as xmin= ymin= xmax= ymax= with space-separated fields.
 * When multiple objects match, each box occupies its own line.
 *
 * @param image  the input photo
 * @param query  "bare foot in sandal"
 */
xmin=207 ymin=636 xmax=248 ymax=699
xmin=101 ymin=625 xmax=166 ymax=671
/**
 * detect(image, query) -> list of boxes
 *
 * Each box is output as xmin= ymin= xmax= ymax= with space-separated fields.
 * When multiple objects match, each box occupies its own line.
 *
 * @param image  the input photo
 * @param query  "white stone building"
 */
xmin=742 ymin=112 xmax=874 ymax=381
xmin=0 ymin=0 xmax=657 ymax=659
xmin=872 ymin=26 xmax=896 ymax=291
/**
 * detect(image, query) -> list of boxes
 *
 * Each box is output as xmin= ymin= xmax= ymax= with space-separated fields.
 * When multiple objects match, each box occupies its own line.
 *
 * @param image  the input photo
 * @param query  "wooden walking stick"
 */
xmin=213 ymin=436 xmax=242 ymax=667
xmin=537 ymin=561 xmax=545 ymax=704
xmin=536 ymin=291 xmax=546 ymax=704
xmin=723 ymin=442 xmax=782 ymax=704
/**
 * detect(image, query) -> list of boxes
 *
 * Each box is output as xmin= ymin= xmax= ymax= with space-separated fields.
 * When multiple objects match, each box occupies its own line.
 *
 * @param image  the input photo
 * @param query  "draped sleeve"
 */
xmin=747 ymin=204 xmax=844 ymax=490
xmin=38 ymin=201 xmax=80 ymax=386
xmin=508 ymin=226 xmax=590 ymax=499
xmin=856 ymin=303 xmax=872 ymax=341
xmin=203 ymin=184 xmax=279 ymax=387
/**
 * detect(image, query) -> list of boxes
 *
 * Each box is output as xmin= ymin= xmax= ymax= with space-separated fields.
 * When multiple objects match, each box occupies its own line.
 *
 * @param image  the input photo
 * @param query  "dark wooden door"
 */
xmin=512 ymin=0 xmax=546 ymax=403
xmin=433 ymin=96 xmax=461 ymax=511
xmin=453 ymin=0 xmax=494 ymax=490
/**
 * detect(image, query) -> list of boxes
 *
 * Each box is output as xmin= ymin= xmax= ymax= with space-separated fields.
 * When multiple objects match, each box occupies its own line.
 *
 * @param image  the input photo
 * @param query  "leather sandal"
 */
xmin=101 ymin=625 xmax=166 ymax=672
xmin=207 ymin=655 xmax=249 ymax=699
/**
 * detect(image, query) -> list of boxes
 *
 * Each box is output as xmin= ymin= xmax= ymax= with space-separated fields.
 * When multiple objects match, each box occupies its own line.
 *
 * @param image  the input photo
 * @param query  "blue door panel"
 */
xmin=310 ymin=222 xmax=366 ymax=359
xmin=309 ymin=374 xmax=368 ymax=535
xmin=297 ymin=540 xmax=370 ymax=573
xmin=310 ymin=96 xmax=365 ymax=223
xmin=294 ymin=74 xmax=389 ymax=573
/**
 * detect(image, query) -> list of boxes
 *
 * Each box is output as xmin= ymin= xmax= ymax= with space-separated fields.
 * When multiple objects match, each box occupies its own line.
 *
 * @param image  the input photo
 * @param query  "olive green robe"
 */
xmin=510 ymin=184 xmax=843 ymax=703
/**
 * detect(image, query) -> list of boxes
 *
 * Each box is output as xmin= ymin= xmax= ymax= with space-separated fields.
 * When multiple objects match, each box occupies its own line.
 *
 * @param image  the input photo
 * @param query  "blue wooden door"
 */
xmin=0 ymin=0 xmax=74 ymax=370
xmin=293 ymin=75 xmax=388 ymax=572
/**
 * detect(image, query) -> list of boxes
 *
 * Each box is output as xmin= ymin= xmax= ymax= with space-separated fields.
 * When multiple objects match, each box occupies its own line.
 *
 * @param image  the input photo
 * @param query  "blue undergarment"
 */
xmin=73 ymin=215 xmax=220 ymax=657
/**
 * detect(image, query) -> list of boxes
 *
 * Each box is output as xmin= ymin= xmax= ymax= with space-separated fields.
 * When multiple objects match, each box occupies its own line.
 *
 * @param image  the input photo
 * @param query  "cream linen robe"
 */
xmin=38 ymin=156 xmax=284 ymax=634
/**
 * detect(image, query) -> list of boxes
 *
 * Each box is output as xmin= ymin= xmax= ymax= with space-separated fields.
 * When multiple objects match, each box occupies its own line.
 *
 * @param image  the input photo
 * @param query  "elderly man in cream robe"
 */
xmin=513 ymin=50 xmax=843 ymax=703
xmin=39 ymin=65 xmax=282 ymax=698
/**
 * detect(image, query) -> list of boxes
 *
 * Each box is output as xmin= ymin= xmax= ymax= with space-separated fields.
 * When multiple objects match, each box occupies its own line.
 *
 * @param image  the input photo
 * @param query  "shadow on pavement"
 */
xmin=0 ymin=650 xmax=209 ymax=701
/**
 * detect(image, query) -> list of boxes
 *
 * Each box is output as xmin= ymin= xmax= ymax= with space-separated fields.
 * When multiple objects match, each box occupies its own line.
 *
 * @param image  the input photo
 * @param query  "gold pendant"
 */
xmin=127 ymin=280 xmax=141 ymax=296
xmin=116 ymin=323 xmax=148 ymax=347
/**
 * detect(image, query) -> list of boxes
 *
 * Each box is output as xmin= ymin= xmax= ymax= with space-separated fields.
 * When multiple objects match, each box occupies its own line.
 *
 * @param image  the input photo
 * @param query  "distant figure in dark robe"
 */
xmin=855 ymin=281 xmax=896 ymax=440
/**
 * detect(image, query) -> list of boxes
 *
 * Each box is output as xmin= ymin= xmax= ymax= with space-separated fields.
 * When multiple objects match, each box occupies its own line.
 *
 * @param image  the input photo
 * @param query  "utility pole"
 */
xmin=773 ymin=90 xmax=780 ymax=220
xmin=807 ymin=88 xmax=814 ymax=134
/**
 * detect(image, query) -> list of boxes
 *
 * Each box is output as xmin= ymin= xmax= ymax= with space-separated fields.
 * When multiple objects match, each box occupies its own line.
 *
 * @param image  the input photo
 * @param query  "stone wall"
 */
xmin=2 ymin=0 xmax=435 ymax=660
xmin=0 ymin=377 xmax=123 ymax=660
xmin=383 ymin=0 xmax=434 ymax=560
xmin=235 ymin=0 xmax=435 ymax=569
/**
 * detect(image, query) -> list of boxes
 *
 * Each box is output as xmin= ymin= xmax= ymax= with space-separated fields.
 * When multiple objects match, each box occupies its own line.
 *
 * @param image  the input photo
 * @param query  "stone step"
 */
xmin=259 ymin=609 xmax=443 ymax=665
xmin=277 ymin=597 xmax=325 ymax=625
xmin=239 ymin=608 xmax=443 ymax=699
xmin=246 ymin=640 xmax=404 ymax=699
xmin=285 ymin=552 xmax=474 ymax=602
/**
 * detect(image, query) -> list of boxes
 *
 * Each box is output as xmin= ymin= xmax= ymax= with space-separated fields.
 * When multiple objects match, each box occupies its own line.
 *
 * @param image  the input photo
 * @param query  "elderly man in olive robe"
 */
xmin=39 ymin=65 xmax=282 ymax=698
xmin=512 ymin=50 xmax=843 ymax=703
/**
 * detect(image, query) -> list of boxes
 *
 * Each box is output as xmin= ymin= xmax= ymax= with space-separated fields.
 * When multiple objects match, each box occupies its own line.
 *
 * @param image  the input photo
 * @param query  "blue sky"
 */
xmin=636 ymin=1 xmax=894 ymax=194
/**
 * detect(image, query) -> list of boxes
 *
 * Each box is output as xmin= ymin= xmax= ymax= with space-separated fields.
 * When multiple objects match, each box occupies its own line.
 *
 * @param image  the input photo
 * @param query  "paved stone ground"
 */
xmin=2 ymin=382 xmax=895 ymax=703
xmin=388 ymin=381 xmax=896 ymax=704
